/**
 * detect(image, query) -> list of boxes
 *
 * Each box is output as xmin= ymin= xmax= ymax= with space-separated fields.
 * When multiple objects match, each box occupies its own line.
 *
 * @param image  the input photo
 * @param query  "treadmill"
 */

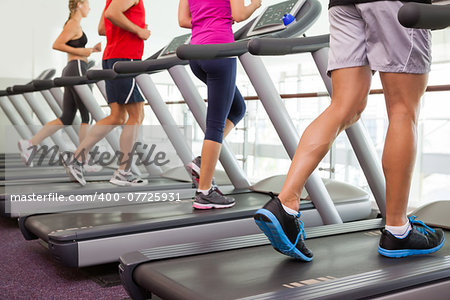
xmin=18 ymin=0 xmax=371 ymax=268
xmin=1 ymin=64 xmax=95 ymax=168
xmin=0 ymin=70 xmax=60 ymax=169
xmin=118 ymin=2 xmax=450 ymax=299
xmin=2 ymin=74 xmax=198 ymax=217
xmin=1 ymin=78 xmax=119 ymax=184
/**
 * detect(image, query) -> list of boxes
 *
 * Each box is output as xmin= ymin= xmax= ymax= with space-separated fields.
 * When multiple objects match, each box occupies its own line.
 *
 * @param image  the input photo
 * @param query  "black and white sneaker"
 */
xmin=254 ymin=196 xmax=313 ymax=261
xmin=109 ymin=170 xmax=148 ymax=186
xmin=61 ymin=153 xmax=86 ymax=186
xmin=186 ymin=156 xmax=217 ymax=188
xmin=193 ymin=186 xmax=235 ymax=209
xmin=378 ymin=216 xmax=445 ymax=258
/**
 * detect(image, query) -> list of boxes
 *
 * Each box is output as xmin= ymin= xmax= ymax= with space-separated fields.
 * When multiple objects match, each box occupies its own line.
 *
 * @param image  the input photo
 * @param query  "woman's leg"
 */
xmin=379 ymin=72 xmax=427 ymax=226
xmin=72 ymin=83 xmax=92 ymax=144
xmin=30 ymin=83 xmax=79 ymax=146
xmin=223 ymin=87 xmax=246 ymax=138
xmin=279 ymin=66 xmax=372 ymax=211
xmin=30 ymin=118 xmax=64 ymax=146
xmin=197 ymin=59 xmax=238 ymax=190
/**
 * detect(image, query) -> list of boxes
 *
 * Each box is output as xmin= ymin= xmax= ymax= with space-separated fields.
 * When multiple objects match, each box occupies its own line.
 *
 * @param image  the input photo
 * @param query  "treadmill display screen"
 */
xmin=159 ymin=34 xmax=191 ymax=58
xmin=247 ymin=0 xmax=306 ymax=37
xmin=254 ymin=0 xmax=298 ymax=30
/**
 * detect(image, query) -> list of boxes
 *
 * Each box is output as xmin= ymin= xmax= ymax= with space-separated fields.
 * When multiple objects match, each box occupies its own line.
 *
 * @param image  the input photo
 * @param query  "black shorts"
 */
xmin=102 ymin=58 xmax=145 ymax=105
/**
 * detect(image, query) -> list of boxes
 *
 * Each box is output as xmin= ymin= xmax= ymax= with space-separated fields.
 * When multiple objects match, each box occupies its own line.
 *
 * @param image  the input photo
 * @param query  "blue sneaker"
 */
xmin=378 ymin=216 xmax=445 ymax=258
xmin=254 ymin=196 xmax=313 ymax=261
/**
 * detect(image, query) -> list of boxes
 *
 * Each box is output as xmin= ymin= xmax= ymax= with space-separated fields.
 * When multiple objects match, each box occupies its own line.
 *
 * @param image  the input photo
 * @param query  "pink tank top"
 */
xmin=188 ymin=0 xmax=235 ymax=45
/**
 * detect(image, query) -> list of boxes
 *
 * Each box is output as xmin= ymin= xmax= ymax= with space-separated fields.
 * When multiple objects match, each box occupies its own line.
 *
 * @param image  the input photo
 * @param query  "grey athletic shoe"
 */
xmin=110 ymin=170 xmax=148 ymax=186
xmin=61 ymin=153 xmax=86 ymax=186
xmin=186 ymin=156 xmax=217 ymax=188
xmin=193 ymin=187 xmax=235 ymax=209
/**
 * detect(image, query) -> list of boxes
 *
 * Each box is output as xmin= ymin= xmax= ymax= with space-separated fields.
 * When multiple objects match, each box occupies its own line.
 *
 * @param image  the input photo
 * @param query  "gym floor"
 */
xmin=0 ymin=217 xmax=129 ymax=299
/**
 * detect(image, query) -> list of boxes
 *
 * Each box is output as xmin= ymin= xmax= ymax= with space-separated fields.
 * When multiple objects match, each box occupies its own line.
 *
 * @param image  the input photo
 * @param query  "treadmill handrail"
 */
xmin=6 ymin=87 xmax=16 ymax=95
xmin=32 ymin=79 xmax=55 ymax=90
xmin=12 ymin=83 xmax=36 ymax=93
xmin=176 ymin=40 xmax=249 ymax=60
xmin=398 ymin=3 xmax=450 ymax=30
xmin=114 ymin=56 xmax=187 ymax=74
xmin=86 ymin=69 xmax=118 ymax=80
xmin=53 ymin=75 xmax=97 ymax=87
xmin=248 ymin=34 xmax=330 ymax=56
xmin=86 ymin=69 xmax=140 ymax=80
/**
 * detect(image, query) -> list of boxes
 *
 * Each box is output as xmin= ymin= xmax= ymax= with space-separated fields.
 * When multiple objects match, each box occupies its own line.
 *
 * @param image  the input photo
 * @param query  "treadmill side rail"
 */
xmin=18 ymin=216 xmax=38 ymax=240
xmin=48 ymin=240 xmax=79 ymax=268
xmin=119 ymin=252 xmax=155 ymax=300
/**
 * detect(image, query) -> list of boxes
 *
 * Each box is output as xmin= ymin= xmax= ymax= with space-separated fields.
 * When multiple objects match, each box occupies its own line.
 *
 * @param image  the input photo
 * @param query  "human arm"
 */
xmin=178 ymin=0 xmax=192 ymax=28
xmin=230 ymin=0 xmax=262 ymax=23
xmin=52 ymin=20 xmax=99 ymax=56
xmin=104 ymin=0 xmax=151 ymax=40
xmin=98 ymin=10 xmax=106 ymax=36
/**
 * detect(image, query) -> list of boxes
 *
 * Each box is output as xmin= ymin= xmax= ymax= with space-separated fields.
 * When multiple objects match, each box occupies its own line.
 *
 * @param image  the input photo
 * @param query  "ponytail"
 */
xmin=65 ymin=0 xmax=85 ymax=25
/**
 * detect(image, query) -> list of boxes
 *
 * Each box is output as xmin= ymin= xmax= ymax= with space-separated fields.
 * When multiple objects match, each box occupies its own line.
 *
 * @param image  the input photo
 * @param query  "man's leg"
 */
xmin=63 ymin=103 xmax=126 ymax=185
xmin=279 ymin=66 xmax=372 ymax=211
xmin=378 ymin=72 xmax=445 ymax=257
xmin=74 ymin=103 xmax=127 ymax=162
xmin=380 ymin=72 xmax=426 ymax=226
xmin=253 ymin=66 xmax=372 ymax=261
xmin=119 ymin=102 xmax=144 ymax=171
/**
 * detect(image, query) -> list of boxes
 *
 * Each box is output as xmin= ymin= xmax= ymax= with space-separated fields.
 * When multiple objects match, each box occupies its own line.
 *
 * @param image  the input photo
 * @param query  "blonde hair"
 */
xmin=65 ymin=0 xmax=87 ymax=24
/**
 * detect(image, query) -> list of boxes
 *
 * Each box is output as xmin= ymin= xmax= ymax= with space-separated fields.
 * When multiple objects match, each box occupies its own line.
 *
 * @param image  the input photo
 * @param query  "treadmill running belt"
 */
xmin=133 ymin=230 xmax=450 ymax=300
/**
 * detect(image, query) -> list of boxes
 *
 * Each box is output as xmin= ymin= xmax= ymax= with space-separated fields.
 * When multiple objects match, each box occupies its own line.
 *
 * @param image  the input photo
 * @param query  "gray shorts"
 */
xmin=327 ymin=1 xmax=431 ymax=76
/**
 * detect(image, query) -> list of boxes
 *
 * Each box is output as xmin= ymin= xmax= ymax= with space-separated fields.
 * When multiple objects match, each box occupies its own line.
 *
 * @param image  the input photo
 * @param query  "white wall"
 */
xmin=0 ymin=0 xmax=330 ymax=86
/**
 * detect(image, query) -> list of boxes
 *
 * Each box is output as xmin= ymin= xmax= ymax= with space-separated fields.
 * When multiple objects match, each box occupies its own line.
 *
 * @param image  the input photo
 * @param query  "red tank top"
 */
xmin=103 ymin=0 xmax=145 ymax=60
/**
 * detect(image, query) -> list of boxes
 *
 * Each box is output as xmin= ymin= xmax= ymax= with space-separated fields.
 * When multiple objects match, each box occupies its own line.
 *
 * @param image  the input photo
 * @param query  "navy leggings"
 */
xmin=189 ymin=58 xmax=246 ymax=143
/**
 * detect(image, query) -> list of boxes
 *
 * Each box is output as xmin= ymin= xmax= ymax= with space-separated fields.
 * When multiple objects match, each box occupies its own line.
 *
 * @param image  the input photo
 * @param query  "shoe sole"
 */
xmin=254 ymin=208 xmax=313 ymax=262
xmin=378 ymin=236 xmax=445 ymax=258
xmin=186 ymin=162 xmax=200 ymax=188
xmin=192 ymin=202 xmax=236 ymax=209
xmin=61 ymin=156 xmax=86 ymax=186
xmin=109 ymin=178 xmax=149 ymax=187
xmin=17 ymin=141 xmax=33 ymax=167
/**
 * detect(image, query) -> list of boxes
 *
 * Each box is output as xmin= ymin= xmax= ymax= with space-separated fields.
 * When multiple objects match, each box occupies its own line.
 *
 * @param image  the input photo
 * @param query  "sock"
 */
xmin=282 ymin=203 xmax=299 ymax=216
xmin=197 ymin=188 xmax=210 ymax=195
xmin=385 ymin=221 xmax=411 ymax=239
xmin=118 ymin=169 xmax=130 ymax=175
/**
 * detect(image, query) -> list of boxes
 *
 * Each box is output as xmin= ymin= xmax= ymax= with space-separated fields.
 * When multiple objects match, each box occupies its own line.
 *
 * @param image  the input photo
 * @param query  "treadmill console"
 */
xmin=247 ymin=0 xmax=306 ymax=37
xmin=158 ymin=33 xmax=191 ymax=58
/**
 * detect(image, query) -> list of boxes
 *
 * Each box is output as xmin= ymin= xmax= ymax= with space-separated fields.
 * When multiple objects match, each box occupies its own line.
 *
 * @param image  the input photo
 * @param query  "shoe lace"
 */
xmin=288 ymin=211 xmax=307 ymax=252
xmin=127 ymin=174 xmax=141 ymax=182
xmin=211 ymin=186 xmax=224 ymax=196
xmin=409 ymin=215 xmax=435 ymax=236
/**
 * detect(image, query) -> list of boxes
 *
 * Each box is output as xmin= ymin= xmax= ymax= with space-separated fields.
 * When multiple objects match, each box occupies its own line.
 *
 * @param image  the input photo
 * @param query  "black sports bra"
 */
xmin=66 ymin=32 xmax=87 ymax=48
